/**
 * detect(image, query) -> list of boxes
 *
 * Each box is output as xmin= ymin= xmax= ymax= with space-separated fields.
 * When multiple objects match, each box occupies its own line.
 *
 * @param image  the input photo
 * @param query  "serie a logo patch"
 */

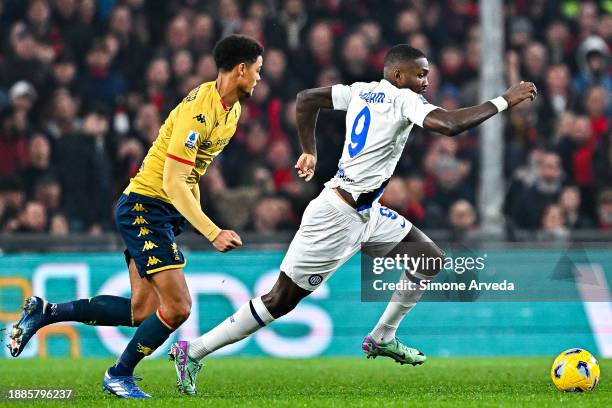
xmin=185 ymin=130 xmax=199 ymax=149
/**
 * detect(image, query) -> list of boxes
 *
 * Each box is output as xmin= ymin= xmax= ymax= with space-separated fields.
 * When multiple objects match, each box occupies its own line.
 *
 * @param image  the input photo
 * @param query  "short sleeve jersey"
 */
xmin=125 ymin=81 xmax=241 ymax=202
xmin=325 ymin=79 xmax=439 ymax=195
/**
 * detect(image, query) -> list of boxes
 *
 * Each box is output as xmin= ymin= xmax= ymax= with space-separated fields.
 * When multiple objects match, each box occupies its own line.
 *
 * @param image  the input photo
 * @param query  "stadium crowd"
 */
xmin=0 ymin=0 xmax=610 ymax=242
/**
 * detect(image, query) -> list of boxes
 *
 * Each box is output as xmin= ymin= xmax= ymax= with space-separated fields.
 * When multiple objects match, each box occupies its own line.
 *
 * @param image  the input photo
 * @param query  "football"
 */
xmin=551 ymin=348 xmax=601 ymax=392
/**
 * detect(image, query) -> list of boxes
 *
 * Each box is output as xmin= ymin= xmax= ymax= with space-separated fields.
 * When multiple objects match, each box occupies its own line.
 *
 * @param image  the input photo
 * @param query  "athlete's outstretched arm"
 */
xmin=293 ymin=87 xmax=334 ymax=181
xmin=423 ymin=81 xmax=537 ymax=136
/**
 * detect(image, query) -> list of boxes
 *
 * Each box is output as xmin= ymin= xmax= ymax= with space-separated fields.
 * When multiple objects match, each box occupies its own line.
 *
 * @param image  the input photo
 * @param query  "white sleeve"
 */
xmin=331 ymin=84 xmax=352 ymax=111
xmin=400 ymin=91 xmax=439 ymax=127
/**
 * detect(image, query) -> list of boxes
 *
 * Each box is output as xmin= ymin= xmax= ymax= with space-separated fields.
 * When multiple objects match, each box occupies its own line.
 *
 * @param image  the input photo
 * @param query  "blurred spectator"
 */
xmin=54 ymin=109 xmax=112 ymax=232
xmin=537 ymin=64 xmax=577 ymax=138
xmin=509 ymin=16 xmax=533 ymax=50
xmin=134 ymin=103 xmax=162 ymax=145
xmin=15 ymin=201 xmax=47 ymax=233
xmin=79 ymin=40 xmax=127 ymax=109
xmin=404 ymin=175 xmax=428 ymax=228
xmin=0 ymin=23 xmax=48 ymax=88
xmin=9 ymin=80 xmax=38 ymax=112
xmin=33 ymin=177 xmax=62 ymax=215
xmin=427 ymin=155 xmax=474 ymax=226
xmin=538 ymin=203 xmax=569 ymax=242
xmin=339 ymin=32 xmax=378 ymax=85
xmin=448 ymin=199 xmax=478 ymax=241
xmin=584 ymin=85 xmax=610 ymax=138
xmin=298 ymin=22 xmax=335 ymax=86
xmin=165 ymin=15 xmax=191 ymax=52
xmin=506 ymin=150 xmax=564 ymax=230
xmin=224 ymin=121 xmax=269 ymax=186
xmin=246 ymin=196 xmax=295 ymax=234
xmin=44 ymin=88 xmax=80 ymax=139
xmin=574 ymin=35 xmax=611 ymax=94
xmin=200 ymin=165 xmax=268 ymax=230
xmin=21 ymin=133 xmax=56 ymax=198
xmin=558 ymin=185 xmax=593 ymax=229
xmin=0 ymin=178 xmax=25 ymax=232
xmin=381 ymin=177 xmax=409 ymax=215
xmin=43 ymin=53 xmax=80 ymax=102
xmin=145 ymin=57 xmax=175 ymax=114
xmin=544 ymin=20 xmax=572 ymax=66
xmin=61 ymin=0 xmax=97 ymax=63
xmin=50 ymin=213 xmax=69 ymax=236
xmin=593 ymin=131 xmax=612 ymax=190
xmin=191 ymin=13 xmax=217 ymax=55
xmin=0 ymin=106 xmax=28 ymax=177
xmin=557 ymin=115 xmax=598 ymax=218
xmin=107 ymin=5 xmax=149 ymax=85
xmin=522 ymin=42 xmax=548 ymax=89
xmin=265 ymin=0 xmax=308 ymax=53
xmin=597 ymin=189 xmax=612 ymax=229
xmin=264 ymin=48 xmax=302 ymax=101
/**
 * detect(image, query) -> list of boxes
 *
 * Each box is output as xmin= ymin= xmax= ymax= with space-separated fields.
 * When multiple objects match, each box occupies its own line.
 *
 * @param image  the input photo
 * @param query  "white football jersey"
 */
xmin=325 ymin=79 xmax=439 ymax=201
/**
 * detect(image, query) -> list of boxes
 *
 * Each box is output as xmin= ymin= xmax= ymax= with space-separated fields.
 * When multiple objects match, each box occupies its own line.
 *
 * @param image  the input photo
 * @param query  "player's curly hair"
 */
xmin=384 ymin=45 xmax=426 ymax=66
xmin=213 ymin=34 xmax=264 ymax=72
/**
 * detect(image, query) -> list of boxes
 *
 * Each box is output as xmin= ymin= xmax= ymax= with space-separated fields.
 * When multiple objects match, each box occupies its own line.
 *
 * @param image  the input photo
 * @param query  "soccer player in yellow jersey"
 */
xmin=8 ymin=35 xmax=264 ymax=398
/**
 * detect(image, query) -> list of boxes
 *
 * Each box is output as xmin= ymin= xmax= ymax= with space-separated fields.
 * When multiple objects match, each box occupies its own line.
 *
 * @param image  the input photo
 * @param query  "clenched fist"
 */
xmin=212 ymin=230 xmax=242 ymax=252
xmin=502 ymin=81 xmax=538 ymax=108
xmin=295 ymin=153 xmax=317 ymax=182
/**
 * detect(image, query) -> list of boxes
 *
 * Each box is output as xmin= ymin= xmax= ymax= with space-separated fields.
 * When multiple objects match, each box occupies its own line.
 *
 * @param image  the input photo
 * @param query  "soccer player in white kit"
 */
xmin=169 ymin=45 xmax=537 ymax=394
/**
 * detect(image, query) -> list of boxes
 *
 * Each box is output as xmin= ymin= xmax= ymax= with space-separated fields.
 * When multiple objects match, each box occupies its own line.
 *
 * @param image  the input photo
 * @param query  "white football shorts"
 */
xmin=280 ymin=187 xmax=412 ymax=291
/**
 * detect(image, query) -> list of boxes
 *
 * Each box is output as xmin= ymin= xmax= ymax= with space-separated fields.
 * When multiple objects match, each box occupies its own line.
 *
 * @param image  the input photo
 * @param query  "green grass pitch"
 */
xmin=0 ymin=357 xmax=609 ymax=407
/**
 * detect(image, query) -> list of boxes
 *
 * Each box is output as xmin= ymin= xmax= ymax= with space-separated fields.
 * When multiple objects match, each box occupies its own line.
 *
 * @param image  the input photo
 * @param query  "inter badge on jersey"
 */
xmin=185 ymin=130 xmax=199 ymax=149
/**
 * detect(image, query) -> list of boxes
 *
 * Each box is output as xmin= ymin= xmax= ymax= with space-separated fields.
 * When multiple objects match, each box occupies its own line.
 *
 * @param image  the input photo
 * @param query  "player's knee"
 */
xmin=164 ymin=298 xmax=192 ymax=326
xmin=131 ymin=297 xmax=158 ymax=326
xmin=261 ymin=291 xmax=296 ymax=319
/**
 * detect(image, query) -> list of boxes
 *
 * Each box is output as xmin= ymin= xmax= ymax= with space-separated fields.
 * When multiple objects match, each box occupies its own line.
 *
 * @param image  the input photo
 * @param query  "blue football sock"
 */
xmin=45 ymin=296 xmax=133 ymax=326
xmin=109 ymin=310 xmax=174 ymax=377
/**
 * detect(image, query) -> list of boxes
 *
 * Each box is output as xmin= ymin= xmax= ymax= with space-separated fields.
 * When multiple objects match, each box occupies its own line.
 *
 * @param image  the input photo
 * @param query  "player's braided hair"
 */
xmin=384 ymin=44 xmax=426 ymax=66
xmin=213 ymin=34 xmax=264 ymax=72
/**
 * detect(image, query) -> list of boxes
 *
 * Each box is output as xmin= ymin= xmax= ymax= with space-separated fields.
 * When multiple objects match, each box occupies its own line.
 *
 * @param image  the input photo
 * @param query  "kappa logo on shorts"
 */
xmin=137 ymin=227 xmax=152 ymax=237
xmin=146 ymin=256 xmax=162 ymax=267
xmin=308 ymin=274 xmax=323 ymax=286
xmin=131 ymin=203 xmax=147 ymax=212
xmin=185 ymin=130 xmax=199 ymax=149
xmin=132 ymin=216 xmax=149 ymax=225
xmin=142 ymin=240 xmax=158 ymax=251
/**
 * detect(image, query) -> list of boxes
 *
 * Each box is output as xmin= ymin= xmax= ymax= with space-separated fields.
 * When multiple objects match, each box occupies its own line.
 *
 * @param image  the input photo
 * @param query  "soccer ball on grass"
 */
xmin=550 ymin=348 xmax=600 ymax=392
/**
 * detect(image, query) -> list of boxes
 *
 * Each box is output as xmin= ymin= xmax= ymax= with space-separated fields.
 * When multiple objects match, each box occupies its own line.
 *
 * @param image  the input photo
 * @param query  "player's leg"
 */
xmin=169 ymin=270 xmax=312 ymax=395
xmin=171 ymin=188 xmax=360 ymax=395
xmin=104 ymin=267 xmax=190 ymax=398
xmin=7 ymin=256 xmax=153 ymax=358
xmin=127 ymin=256 xmax=160 ymax=325
xmin=186 ymin=271 xmax=311 ymax=356
xmin=104 ymin=192 xmax=189 ymax=398
xmin=363 ymin=212 xmax=445 ymax=365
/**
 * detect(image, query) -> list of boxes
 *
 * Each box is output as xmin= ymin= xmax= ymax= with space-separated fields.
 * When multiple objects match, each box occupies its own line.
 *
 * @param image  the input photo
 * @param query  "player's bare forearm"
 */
xmin=423 ymin=81 xmax=537 ymax=136
xmin=423 ymin=102 xmax=498 ymax=136
xmin=296 ymin=87 xmax=334 ymax=156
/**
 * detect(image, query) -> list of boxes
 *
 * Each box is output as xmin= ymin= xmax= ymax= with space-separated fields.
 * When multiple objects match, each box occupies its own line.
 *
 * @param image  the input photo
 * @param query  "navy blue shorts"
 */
xmin=115 ymin=192 xmax=187 ymax=278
